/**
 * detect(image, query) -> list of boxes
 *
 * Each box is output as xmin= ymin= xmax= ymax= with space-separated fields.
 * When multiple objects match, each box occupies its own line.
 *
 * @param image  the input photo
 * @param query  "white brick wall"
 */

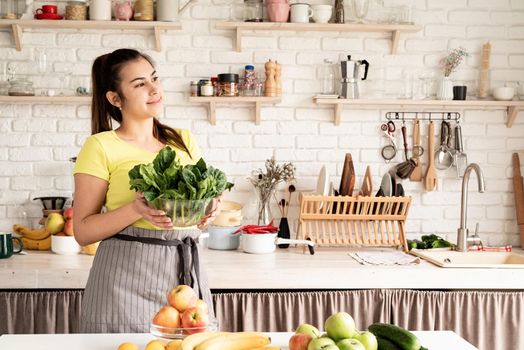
xmin=1 ymin=1 xmax=523 ymax=247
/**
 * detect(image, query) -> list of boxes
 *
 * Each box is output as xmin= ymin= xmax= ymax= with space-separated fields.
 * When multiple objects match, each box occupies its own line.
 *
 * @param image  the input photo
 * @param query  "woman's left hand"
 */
xmin=197 ymin=196 xmax=223 ymax=230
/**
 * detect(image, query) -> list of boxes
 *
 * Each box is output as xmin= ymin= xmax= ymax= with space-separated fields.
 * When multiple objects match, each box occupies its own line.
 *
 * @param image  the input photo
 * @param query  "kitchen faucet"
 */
xmin=457 ymin=163 xmax=486 ymax=252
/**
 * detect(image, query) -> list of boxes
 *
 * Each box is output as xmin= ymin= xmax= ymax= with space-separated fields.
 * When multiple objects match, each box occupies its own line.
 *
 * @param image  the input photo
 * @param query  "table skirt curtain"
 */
xmin=213 ymin=290 xmax=389 ymax=332
xmin=1 ymin=289 xmax=524 ymax=350
xmin=0 ymin=290 xmax=82 ymax=334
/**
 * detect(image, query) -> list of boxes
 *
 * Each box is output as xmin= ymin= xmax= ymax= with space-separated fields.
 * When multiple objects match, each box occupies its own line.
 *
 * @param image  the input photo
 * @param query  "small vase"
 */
xmin=437 ymin=76 xmax=454 ymax=100
xmin=277 ymin=217 xmax=290 ymax=249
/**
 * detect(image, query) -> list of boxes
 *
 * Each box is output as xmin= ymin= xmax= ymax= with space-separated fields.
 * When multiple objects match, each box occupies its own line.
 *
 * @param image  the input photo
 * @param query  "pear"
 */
xmin=45 ymin=212 xmax=65 ymax=234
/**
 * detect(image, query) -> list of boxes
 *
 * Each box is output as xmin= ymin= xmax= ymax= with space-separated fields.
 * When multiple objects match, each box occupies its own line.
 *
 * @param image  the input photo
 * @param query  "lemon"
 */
xmin=165 ymin=339 xmax=183 ymax=350
xmin=117 ymin=342 xmax=139 ymax=350
xmin=145 ymin=339 xmax=167 ymax=350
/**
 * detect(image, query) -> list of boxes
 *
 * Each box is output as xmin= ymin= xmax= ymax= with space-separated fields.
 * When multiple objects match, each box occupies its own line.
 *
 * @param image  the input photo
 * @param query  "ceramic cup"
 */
xmin=36 ymin=4 xmax=58 ymax=14
xmin=290 ymin=3 xmax=313 ymax=23
xmin=267 ymin=2 xmax=290 ymax=22
xmin=453 ymin=85 xmax=467 ymax=100
xmin=0 ymin=232 xmax=23 ymax=259
xmin=312 ymin=4 xmax=332 ymax=23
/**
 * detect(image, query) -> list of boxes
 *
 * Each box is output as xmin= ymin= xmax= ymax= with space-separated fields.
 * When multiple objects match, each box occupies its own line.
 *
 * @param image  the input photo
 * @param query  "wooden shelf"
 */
xmin=313 ymin=97 xmax=524 ymax=127
xmin=215 ymin=21 xmax=422 ymax=54
xmin=0 ymin=19 xmax=182 ymax=52
xmin=0 ymin=95 xmax=91 ymax=103
xmin=188 ymin=96 xmax=281 ymax=125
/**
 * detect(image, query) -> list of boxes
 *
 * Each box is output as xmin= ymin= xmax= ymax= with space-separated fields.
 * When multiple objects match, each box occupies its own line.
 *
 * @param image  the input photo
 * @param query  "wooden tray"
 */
xmin=297 ymin=194 xmax=412 ymax=251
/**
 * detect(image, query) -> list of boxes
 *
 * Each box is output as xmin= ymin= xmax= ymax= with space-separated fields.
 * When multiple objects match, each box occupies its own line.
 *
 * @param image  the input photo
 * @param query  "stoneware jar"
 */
xmin=113 ymin=0 xmax=133 ymax=21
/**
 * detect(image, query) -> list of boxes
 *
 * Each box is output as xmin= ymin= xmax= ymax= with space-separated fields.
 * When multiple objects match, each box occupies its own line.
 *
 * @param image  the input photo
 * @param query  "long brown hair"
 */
xmin=91 ymin=48 xmax=192 ymax=158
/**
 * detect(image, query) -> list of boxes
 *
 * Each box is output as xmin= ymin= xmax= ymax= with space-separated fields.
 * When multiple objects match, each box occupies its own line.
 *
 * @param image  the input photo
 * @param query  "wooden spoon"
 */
xmin=424 ymin=121 xmax=438 ymax=191
xmin=409 ymin=118 xmax=423 ymax=181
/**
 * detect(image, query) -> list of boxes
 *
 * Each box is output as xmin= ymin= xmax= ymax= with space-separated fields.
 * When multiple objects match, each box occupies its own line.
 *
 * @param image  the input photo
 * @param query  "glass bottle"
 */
xmin=319 ymin=59 xmax=336 ymax=95
xmin=243 ymin=0 xmax=263 ymax=22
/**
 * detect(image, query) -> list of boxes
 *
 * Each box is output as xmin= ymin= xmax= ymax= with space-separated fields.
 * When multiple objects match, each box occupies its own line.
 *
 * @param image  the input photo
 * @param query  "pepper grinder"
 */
xmin=275 ymin=61 xmax=282 ymax=97
xmin=264 ymin=59 xmax=276 ymax=97
xmin=334 ymin=0 xmax=344 ymax=23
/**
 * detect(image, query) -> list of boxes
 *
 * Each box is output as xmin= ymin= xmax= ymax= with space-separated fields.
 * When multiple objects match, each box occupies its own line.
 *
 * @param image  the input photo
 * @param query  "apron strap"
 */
xmin=112 ymin=233 xmax=203 ymax=299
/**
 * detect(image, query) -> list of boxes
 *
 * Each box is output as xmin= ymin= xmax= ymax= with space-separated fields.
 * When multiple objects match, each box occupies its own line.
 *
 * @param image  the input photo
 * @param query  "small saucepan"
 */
xmin=242 ymin=233 xmax=315 ymax=255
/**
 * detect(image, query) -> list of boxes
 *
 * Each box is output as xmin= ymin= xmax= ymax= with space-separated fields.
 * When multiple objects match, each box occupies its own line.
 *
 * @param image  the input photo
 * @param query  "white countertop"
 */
xmin=0 ymin=331 xmax=478 ymax=350
xmin=1 ymin=247 xmax=524 ymax=290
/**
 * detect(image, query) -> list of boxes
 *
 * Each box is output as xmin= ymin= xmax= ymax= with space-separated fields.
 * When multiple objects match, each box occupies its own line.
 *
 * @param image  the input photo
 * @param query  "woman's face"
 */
xmin=116 ymin=57 xmax=164 ymax=119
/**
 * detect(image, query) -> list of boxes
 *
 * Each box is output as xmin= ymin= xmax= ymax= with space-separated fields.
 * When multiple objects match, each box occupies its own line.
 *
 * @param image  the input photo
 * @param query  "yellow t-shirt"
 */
xmin=73 ymin=129 xmax=201 ymax=230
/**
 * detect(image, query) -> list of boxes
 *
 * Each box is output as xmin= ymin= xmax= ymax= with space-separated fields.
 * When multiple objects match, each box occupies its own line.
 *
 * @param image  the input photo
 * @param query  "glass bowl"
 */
xmin=146 ymin=198 xmax=214 ymax=227
xmin=150 ymin=318 xmax=219 ymax=339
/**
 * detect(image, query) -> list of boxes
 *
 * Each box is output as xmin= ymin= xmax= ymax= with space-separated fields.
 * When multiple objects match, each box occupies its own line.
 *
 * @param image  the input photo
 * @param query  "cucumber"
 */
xmin=368 ymin=323 xmax=421 ymax=350
xmin=377 ymin=337 xmax=402 ymax=350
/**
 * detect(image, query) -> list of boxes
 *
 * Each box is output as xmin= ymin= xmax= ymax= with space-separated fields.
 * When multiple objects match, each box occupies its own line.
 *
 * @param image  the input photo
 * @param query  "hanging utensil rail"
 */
xmin=385 ymin=111 xmax=461 ymax=121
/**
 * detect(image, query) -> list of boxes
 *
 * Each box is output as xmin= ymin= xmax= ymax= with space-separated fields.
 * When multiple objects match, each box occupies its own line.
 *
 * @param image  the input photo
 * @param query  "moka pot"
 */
xmin=340 ymin=55 xmax=370 ymax=99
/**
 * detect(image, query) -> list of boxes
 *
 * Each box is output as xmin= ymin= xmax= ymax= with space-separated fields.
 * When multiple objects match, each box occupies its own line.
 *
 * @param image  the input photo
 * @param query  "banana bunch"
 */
xmin=181 ymin=331 xmax=275 ymax=350
xmin=13 ymin=224 xmax=51 ymax=251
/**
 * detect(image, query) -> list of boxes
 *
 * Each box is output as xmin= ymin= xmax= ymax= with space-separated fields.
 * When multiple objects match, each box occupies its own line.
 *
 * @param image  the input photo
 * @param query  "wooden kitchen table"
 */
xmin=0 ymin=331 xmax=478 ymax=350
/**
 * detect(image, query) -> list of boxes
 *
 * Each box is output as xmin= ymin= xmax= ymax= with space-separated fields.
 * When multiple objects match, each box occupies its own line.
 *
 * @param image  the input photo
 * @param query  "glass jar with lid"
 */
xmin=8 ymin=78 xmax=35 ymax=96
xmin=66 ymin=0 xmax=87 ymax=20
xmin=243 ymin=0 xmax=263 ymax=22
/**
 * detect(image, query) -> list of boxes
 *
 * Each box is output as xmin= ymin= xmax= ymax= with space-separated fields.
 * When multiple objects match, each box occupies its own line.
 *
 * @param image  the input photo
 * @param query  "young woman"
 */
xmin=74 ymin=48 xmax=217 ymax=333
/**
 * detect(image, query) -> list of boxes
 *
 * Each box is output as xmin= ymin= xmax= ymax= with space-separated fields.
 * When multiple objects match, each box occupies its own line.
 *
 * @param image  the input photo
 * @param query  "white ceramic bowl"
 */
xmin=493 ymin=87 xmax=515 ymax=101
xmin=51 ymin=235 xmax=81 ymax=255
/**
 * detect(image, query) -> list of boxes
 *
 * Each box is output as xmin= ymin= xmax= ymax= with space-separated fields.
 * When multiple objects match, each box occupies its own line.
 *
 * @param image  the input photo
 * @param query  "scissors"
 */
xmin=380 ymin=121 xmax=397 ymax=162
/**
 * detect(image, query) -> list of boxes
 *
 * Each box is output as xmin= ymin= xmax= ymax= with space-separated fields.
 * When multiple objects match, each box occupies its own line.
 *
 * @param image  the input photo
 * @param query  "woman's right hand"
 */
xmin=133 ymin=193 xmax=173 ymax=229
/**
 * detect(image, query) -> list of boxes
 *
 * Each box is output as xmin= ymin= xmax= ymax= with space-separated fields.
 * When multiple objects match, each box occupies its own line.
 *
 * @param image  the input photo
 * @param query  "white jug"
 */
xmin=156 ymin=0 xmax=194 ymax=21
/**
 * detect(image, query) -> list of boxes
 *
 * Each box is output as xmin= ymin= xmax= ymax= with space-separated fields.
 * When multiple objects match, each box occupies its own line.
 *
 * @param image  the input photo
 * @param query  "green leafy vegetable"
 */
xmin=407 ymin=235 xmax=453 ymax=250
xmin=128 ymin=146 xmax=234 ymax=201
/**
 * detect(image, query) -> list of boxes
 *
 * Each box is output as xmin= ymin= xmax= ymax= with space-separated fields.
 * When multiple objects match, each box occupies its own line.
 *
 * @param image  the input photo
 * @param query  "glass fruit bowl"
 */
xmin=146 ymin=198 xmax=215 ymax=227
xmin=150 ymin=318 xmax=219 ymax=339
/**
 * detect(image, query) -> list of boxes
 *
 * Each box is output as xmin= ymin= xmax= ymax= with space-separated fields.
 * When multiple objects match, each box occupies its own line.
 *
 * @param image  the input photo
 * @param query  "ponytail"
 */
xmin=90 ymin=48 xmax=192 ymax=158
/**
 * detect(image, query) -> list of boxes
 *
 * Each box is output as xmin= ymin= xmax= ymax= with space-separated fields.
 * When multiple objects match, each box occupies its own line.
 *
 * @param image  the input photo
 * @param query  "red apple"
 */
xmin=195 ymin=299 xmax=209 ymax=315
xmin=167 ymin=284 xmax=198 ymax=313
xmin=289 ymin=333 xmax=313 ymax=350
xmin=63 ymin=207 xmax=74 ymax=220
xmin=152 ymin=305 xmax=180 ymax=329
xmin=180 ymin=307 xmax=209 ymax=334
xmin=63 ymin=219 xmax=74 ymax=236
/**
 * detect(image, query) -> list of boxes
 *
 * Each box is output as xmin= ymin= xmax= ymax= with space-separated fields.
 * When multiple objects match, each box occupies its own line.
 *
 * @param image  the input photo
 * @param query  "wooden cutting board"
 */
xmin=339 ymin=153 xmax=355 ymax=196
xmin=513 ymin=153 xmax=524 ymax=225
xmin=359 ymin=165 xmax=373 ymax=196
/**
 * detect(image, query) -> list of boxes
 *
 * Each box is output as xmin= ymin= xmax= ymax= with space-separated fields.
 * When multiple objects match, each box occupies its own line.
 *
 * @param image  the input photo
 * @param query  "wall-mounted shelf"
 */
xmin=313 ymin=97 xmax=524 ymax=127
xmin=0 ymin=95 xmax=91 ymax=103
xmin=188 ymin=96 xmax=281 ymax=125
xmin=0 ymin=19 xmax=182 ymax=52
xmin=215 ymin=21 xmax=422 ymax=54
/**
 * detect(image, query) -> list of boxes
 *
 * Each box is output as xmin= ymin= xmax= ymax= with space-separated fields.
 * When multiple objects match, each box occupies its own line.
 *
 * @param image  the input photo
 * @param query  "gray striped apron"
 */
xmin=80 ymin=226 xmax=213 ymax=333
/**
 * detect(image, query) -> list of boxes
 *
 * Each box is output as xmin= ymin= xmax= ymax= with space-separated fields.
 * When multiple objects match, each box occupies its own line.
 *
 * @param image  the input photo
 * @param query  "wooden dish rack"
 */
xmin=296 ymin=194 xmax=412 ymax=252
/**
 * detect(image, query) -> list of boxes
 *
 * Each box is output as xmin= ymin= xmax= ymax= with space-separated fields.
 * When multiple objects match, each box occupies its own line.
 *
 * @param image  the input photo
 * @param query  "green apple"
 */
xmin=296 ymin=323 xmax=321 ymax=338
xmin=336 ymin=338 xmax=365 ymax=350
xmin=324 ymin=312 xmax=357 ymax=341
xmin=352 ymin=331 xmax=378 ymax=350
xmin=307 ymin=337 xmax=336 ymax=350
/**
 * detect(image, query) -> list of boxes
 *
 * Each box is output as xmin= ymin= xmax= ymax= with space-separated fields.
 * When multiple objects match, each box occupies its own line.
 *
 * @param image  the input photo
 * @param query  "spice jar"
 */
xmin=65 ymin=1 xmax=87 ymax=20
xmin=8 ymin=78 xmax=35 ymax=96
xmin=134 ymin=0 xmax=154 ymax=21
xmin=201 ymin=80 xmax=214 ymax=97
xmin=217 ymin=73 xmax=239 ymax=97
xmin=190 ymin=81 xmax=198 ymax=97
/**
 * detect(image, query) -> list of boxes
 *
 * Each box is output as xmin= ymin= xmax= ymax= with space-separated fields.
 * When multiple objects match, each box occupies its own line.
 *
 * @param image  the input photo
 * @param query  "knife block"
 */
xmin=296 ymin=193 xmax=412 ymax=252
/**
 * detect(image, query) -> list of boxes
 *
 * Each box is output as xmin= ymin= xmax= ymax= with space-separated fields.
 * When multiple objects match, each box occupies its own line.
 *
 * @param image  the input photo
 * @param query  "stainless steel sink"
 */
xmin=410 ymin=249 xmax=524 ymax=268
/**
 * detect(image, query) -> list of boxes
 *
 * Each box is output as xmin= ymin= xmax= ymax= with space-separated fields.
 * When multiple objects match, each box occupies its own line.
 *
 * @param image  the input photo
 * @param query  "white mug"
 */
xmin=290 ymin=3 xmax=313 ymax=23
xmin=312 ymin=4 xmax=332 ymax=23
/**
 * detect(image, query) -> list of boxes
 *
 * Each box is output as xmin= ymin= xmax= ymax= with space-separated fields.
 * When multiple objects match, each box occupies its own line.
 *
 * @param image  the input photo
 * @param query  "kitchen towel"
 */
xmin=349 ymin=250 xmax=420 ymax=265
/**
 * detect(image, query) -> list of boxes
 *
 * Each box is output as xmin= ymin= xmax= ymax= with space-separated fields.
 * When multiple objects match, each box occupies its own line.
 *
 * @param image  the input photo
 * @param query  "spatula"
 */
xmin=424 ymin=121 xmax=438 ymax=191
xmin=454 ymin=124 xmax=467 ymax=178
xmin=409 ymin=118 xmax=423 ymax=181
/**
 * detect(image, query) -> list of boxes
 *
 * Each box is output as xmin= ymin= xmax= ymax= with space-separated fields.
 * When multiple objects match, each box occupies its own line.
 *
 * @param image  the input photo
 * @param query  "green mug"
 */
xmin=0 ymin=232 xmax=23 ymax=258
